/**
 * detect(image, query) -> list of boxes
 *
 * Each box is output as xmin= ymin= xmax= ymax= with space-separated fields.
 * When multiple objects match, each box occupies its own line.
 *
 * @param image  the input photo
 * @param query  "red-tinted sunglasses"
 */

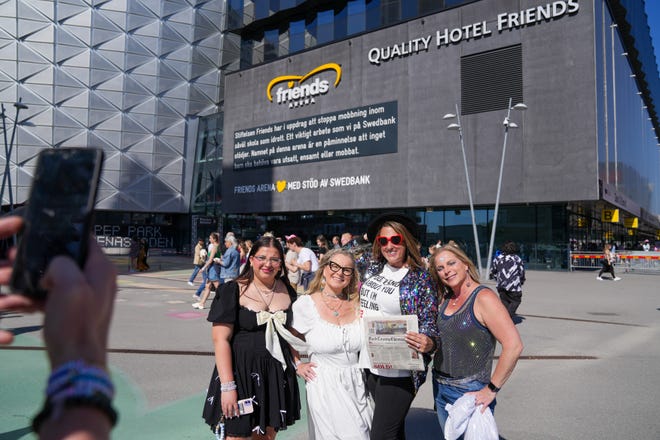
xmin=376 ymin=234 xmax=403 ymax=246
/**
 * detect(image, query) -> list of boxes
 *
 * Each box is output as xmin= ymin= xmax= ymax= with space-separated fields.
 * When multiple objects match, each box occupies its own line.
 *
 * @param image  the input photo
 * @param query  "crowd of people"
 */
xmin=1 ymin=212 xmax=526 ymax=440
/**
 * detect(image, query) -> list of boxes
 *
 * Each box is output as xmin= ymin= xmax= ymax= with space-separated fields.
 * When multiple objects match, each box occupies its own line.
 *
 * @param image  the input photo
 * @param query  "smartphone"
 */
xmin=10 ymin=148 xmax=104 ymax=299
xmin=237 ymin=398 xmax=254 ymax=415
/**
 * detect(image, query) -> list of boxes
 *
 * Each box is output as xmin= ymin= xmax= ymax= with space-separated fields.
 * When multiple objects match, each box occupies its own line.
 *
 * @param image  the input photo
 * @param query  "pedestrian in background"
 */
xmin=219 ymin=235 xmax=240 ymax=284
xmin=597 ymin=243 xmax=621 ymax=281
xmin=128 ymin=236 xmax=139 ymax=272
xmin=316 ymin=234 xmax=329 ymax=260
xmin=188 ymin=237 xmax=206 ymax=286
xmin=192 ymin=232 xmax=221 ymax=309
xmin=285 ymin=235 xmax=319 ymax=293
xmin=285 ymin=243 xmax=300 ymax=291
xmin=490 ymin=241 xmax=526 ymax=319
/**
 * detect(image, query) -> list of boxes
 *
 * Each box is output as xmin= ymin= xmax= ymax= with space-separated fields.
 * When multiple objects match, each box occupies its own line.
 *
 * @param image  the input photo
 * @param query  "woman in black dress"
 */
xmin=202 ymin=236 xmax=302 ymax=439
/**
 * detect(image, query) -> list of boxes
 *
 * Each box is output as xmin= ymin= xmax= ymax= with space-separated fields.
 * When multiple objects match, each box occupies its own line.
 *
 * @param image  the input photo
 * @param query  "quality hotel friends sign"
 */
xmin=368 ymin=0 xmax=579 ymax=64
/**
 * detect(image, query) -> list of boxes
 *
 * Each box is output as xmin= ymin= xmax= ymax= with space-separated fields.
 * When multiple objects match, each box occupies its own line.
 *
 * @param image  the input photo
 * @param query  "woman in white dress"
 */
xmin=291 ymin=249 xmax=373 ymax=440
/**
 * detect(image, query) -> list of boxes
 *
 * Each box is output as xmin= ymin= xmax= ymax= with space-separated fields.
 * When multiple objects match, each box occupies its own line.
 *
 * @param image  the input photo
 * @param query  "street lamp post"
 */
xmin=485 ymin=98 xmax=526 ymax=277
xmin=0 ymin=98 xmax=29 ymax=217
xmin=444 ymin=105 xmax=483 ymax=274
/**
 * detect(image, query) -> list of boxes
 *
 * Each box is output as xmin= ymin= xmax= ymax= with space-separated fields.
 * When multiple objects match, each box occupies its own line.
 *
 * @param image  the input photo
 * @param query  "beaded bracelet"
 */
xmin=220 ymin=381 xmax=237 ymax=392
xmin=32 ymin=360 xmax=117 ymax=433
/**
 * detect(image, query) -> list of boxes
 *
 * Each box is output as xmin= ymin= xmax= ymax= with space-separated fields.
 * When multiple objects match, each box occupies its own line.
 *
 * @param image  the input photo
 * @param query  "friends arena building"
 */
xmin=1 ymin=0 xmax=660 ymax=270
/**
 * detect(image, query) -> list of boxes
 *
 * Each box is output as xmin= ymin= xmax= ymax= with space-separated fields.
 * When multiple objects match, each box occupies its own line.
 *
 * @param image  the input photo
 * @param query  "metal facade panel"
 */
xmin=0 ymin=0 xmax=226 ymax=212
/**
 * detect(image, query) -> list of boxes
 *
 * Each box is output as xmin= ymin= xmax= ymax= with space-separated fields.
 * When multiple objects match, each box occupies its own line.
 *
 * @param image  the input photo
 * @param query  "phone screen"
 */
xmin=11 ymin=148 xmax=104 ymax=299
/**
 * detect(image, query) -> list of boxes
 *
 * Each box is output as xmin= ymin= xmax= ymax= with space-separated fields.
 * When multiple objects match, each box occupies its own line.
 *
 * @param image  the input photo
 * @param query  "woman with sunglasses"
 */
xmin=290 ymin=249 xmax=373 ymax=440
xmin=429 ymin=243 xmax=522 ymax=438
xmin=202 ymin=236 xmax=303 ymax=440
xmin=356 ymin=212 xmax=440 ymax=440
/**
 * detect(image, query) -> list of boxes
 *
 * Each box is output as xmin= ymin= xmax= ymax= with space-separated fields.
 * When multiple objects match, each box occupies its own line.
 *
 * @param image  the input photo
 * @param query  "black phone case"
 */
xmin=10 ymin=148 xmax=104 ymax=299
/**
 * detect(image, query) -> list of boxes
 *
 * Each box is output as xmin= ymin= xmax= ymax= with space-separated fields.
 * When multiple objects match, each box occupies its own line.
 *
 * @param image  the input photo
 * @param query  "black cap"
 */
xmin=367 ymin=212 xmax=419 ymax=242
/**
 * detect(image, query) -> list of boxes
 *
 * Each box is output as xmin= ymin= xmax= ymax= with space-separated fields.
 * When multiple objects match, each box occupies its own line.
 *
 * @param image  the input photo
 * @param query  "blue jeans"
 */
xmin=433 ymin=377 xmax=496 ymax=438
xmin=195 ymin=270 xmax=208 ymax=297
xmin=189 ymin=265 xmax=202 ymax=283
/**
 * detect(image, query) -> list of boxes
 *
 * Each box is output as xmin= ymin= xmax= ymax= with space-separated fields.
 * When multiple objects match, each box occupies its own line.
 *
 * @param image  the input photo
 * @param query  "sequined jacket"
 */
xmin=356 ymin=251 xmax=440 ymax=393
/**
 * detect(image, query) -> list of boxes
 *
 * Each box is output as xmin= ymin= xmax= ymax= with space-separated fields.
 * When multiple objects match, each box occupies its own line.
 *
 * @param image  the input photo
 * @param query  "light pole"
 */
xmin=485 ymin=98 xmax=526 ymax=277
xmin=0 ymin=98 xmax=29 ymax=216
xmin=443 ymin=104 xmax=483 ymax=274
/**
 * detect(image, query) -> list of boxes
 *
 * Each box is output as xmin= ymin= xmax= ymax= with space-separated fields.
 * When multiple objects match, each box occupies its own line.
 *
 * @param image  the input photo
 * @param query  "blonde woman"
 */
xmin=597 ymin=244 xmax=620 ymax=281
xmin=291 ymin=249 xmax=373 ymax=440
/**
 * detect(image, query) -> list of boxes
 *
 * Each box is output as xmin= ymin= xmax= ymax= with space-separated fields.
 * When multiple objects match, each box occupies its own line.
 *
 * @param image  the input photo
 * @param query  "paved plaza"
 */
xmin=1 ymin=255 xmax=659 ymax=439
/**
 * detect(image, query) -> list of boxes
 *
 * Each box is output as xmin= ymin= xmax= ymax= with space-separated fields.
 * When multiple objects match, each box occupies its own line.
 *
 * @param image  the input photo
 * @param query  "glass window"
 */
xmin=254 ymin=0 xmax=270 ymax=20
xmin=289 ymin=18 xmax=306 ymax=53
xmin=317 ymin=9 xmax=334 ymax=44
xmin=347 ymin=0 xmax=366 ymax=35
xmin=366 ymin=0 xmax=382 ymax=30
xmin=192 ymin=113 xmax=224 ymax=215
xmin=263 ymin=28 xmax=279 ymax=61
xmin=228 ymin=0 xmax=244 ymax=29
xmin=444 ymin=208 xmax=488 ymax=266
xmin=381 ymin=0 xmax=400 ymax=26
xmin=419 ymin=0 xmax=441 ymax=15
xmin=402 ymin=0 xmax=417 ymax=20
xmin=334 ymin=4 xmax=347 ymax=40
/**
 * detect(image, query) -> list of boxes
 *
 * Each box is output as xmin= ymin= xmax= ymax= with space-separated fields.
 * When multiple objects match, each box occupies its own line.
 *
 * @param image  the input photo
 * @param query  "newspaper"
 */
xmin=363 ymin=315 xmax=425 ymax=371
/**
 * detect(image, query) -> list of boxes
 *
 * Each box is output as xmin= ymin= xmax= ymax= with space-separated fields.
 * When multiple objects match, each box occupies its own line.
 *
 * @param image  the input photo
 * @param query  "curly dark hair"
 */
xmin=502 ymin=241 xmax=519 ymax=255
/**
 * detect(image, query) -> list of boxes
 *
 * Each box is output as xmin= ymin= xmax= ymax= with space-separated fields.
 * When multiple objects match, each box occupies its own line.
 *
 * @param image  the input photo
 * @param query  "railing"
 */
xmin=570 ymin=251 xmax=660 ymax=274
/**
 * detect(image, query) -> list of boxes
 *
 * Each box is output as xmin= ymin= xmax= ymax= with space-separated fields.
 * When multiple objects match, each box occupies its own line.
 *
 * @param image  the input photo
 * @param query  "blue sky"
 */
xmin=646 ymin=0 xmax=660 ymax=76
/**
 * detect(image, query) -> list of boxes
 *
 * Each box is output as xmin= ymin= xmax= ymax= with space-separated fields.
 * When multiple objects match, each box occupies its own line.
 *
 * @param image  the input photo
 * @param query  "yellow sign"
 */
xmin=576 ymin=217 xmax=586 ymax=227
xmin=266 ymin=63 xmax=342 ymax=106
xmin=628 ymin=229 xmax=634 ymax=236
xmin=623 ymin=217 xmax=638 ymax=228
xmin=601 ymin=209 xmax=619 ymax=223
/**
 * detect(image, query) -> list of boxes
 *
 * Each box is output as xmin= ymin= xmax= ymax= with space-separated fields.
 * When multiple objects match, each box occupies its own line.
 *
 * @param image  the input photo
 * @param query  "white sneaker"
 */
xmin=192 ymin=294 xmax=201 ymax=300
xmin=187 ymin=281 xmax=194 ymax=286
xmin=596 ymin=276 xmax=603 ymax=280
xmin=192 ymin=302 xmax=204 ymax=310
xmin=614 ymin=277 xmax=621 ymax=281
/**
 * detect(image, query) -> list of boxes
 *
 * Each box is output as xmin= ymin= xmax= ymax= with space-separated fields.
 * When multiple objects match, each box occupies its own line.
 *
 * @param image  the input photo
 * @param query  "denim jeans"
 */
xmin=189 ymin=265 xmax=202 ymax=283
xmin=433 ymin=377 xmax=496 ymax=438
xmin=195 ymin=270 xmax=208 ymax=297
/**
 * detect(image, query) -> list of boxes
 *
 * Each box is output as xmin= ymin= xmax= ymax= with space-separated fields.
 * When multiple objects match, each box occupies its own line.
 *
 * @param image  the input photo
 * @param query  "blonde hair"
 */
xmin=307 ymin=249 xmax=359 ymax=305
xmin=371 ymin=220 xmax=424 ymax=270
xmin=429 ymin=243 xmax=480 ymax=299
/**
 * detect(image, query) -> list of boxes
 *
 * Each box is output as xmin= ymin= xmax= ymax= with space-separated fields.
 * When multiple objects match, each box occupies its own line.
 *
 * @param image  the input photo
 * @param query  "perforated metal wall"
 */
xmin=0 ymin=0 xmax=238 ymax=213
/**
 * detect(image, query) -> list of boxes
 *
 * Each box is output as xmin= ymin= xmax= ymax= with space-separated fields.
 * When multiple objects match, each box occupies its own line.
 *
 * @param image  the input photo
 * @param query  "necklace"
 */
xmin=451 ymin=291 xmax=464 ymax=306
xmin=321 ymin=289 xmax=344 ymax=317
xmin=254 ymin=280 xmax=276 ymax=309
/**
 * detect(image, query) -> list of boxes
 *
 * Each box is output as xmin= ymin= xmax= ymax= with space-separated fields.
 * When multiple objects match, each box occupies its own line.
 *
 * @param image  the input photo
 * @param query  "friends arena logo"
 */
xmin=266 ymin=63 xmax=342 ymax=108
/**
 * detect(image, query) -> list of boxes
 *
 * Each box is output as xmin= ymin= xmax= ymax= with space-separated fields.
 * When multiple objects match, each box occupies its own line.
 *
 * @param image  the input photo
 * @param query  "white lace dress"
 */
xmin=291 ymin=295 xmax=373 ymax=440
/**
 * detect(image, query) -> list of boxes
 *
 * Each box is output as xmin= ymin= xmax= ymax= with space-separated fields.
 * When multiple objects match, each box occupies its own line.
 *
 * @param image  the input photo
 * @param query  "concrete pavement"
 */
xmin=1 ymin=256 xmax=659 ymax=439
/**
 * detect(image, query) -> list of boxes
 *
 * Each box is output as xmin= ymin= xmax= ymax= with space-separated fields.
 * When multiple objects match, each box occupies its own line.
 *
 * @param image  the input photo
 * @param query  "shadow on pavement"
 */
xmin=0 ymin=426 xmax=32 ymax=440
xmin=406 ymin=407 xmax=440 ymax=439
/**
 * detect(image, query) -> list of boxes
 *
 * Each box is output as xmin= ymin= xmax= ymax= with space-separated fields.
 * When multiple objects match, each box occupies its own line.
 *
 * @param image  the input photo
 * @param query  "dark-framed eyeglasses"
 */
xmin=376 ymin=234 xmax=403 ymax=246
xmin=253 ymin=255 xmax=282 ymax=265
xmin=327 ymin=261 xmax=354 ymax=276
